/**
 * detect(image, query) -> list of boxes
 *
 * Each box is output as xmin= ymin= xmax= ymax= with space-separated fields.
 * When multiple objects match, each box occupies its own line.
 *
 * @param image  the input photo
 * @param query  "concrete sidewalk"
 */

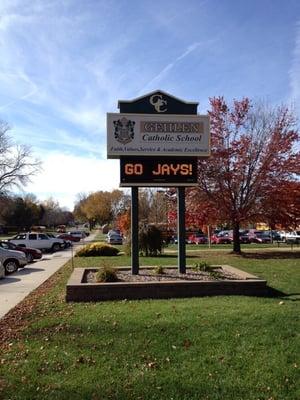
xmin=0 ymin=232 xmax=98 ymax=319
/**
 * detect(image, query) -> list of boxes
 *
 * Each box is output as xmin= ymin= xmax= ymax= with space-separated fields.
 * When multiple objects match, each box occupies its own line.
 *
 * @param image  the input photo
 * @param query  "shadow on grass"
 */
xmin=241 ymin=251 xmax=300 ymax=259
xmin=154 ymin=254 xmax=200 ymax=259
xmin=265 ymin=287 xmax=300 ymax=301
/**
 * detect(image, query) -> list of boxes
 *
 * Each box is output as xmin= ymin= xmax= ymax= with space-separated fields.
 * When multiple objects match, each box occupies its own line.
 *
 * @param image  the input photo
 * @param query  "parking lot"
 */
xmin=0 ymin=235 xmax=95 ymax=319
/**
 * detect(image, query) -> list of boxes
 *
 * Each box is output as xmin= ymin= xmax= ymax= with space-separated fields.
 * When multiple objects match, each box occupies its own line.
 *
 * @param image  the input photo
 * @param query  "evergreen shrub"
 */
xmin=76 ymin=242 xmax=120 ymax=257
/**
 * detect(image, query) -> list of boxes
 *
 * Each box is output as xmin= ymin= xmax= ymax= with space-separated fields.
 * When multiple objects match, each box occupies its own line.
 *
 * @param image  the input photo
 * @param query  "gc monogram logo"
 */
xmin=149 ymin=94 xmax=167 ymax=113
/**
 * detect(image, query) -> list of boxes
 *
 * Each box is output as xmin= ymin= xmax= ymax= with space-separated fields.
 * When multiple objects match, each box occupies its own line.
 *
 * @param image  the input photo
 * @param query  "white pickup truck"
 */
xmin=284 ymin=231 xmax=300 ymax=244
xmin=9 ymin=232 xmax=65 ymax=252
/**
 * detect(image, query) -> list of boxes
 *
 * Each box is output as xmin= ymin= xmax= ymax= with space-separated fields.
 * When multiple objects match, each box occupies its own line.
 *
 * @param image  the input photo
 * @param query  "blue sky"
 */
xmin=0 ymin=0 xmax=299 ymax=209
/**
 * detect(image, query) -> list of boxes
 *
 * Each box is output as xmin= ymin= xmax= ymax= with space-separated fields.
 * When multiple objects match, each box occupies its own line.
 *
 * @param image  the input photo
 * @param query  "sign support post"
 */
xmin=131 ymin=187 xmax=139 ymax=274
xmin=177 ymin=187 xmax=186 ymax=273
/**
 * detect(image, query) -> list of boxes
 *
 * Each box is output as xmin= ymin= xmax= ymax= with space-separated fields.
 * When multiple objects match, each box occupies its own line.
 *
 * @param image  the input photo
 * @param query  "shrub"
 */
xmin=96 ymin=265 xmax=118 ymax=282
xmin=193 ymin=262 xmax=222 ymax=279
xmin=139 ymin=225 xmax=163 ymax=256
xmin=153 ymin=265 xmax=165 ymax=275
xmin=192 ymin=261 xmax=212 ymax=272
xmin=76 ymin=242 xmax=120 ymax=257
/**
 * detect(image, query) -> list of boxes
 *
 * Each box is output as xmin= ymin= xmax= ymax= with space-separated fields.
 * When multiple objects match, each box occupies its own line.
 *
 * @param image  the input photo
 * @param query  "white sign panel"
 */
xmin=107 ymin=113 xmax=210 ymax=159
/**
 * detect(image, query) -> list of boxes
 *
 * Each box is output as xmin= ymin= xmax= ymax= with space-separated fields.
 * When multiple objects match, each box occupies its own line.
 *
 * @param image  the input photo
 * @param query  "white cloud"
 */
xmin=28 ymin=151 xmax=120 ymax=210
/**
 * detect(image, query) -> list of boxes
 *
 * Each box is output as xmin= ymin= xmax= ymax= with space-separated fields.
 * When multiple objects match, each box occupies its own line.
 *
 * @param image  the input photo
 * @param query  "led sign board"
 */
xmin=107 ymin=113 xmax=210 ymax=159
xmin=120 ymin=157 xmax=198 ymax=187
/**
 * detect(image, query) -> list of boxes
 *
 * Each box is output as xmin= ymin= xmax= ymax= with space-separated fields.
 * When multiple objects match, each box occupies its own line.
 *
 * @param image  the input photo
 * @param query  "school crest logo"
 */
xmin=113 ymin=117 xmax=135 ymax=144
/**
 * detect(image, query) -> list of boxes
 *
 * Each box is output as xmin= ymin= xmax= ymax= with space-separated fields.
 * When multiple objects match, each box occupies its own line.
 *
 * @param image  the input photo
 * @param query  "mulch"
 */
xmin=87 ymin=267 xmax=241 ymax=283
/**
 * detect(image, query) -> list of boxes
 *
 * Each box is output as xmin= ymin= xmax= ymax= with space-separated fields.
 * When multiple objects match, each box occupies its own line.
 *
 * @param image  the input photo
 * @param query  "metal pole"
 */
xmin=131 ymin=187 xmax=139 ymax=274
xmin=177 ymin=187 xmax=186 ymax=273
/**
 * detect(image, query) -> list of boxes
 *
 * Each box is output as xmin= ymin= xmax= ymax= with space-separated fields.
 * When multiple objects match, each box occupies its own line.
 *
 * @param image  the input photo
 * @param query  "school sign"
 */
xmin=107 ymin=113 xmax=210 ymax=159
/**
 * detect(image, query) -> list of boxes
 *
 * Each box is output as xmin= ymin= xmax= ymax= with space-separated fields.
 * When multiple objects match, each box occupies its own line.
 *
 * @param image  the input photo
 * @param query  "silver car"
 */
xmin=0 ymin=261 xmax=4 ymax=279
xmin=0 ymin=247 xmax=27 ymax=274
xmin=107 ymin=233 xmax=123 ymax=245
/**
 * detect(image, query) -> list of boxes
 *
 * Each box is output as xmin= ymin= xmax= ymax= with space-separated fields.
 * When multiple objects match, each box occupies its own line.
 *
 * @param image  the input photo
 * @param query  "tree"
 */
xmin=261 ymin=180 xmax=300 ymax=230
xmin=138 ymin=189 xmax=152 ymax=223
xmin=75 ymin=190 xmax=125 ymax=227
xmin=116 ymin=210 xmax=131 ymax=234
xmin=0 ymin=121 xmax=41 ymax=193
xmin=192 ymin=97 xmax=300 ymax=253
xmin=0 ymin=195 xmax=14 ymax=225
xmin=39 ymin=198 xmax=74 ymax=227
xmin=3 ymin=195 xmax=40 ymax=230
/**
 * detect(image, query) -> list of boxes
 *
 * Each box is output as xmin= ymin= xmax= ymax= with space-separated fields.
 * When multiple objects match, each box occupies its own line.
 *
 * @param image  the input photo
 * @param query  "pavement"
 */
xmin=0 ymin=232 xmax=98 ymax=319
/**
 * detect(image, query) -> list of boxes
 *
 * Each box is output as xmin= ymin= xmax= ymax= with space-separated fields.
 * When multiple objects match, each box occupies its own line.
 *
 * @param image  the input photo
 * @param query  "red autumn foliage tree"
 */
xmin=116 ymin=211 xmax=131 ymax=234
xmin=260 ymin=180 xmax=300 ymax=230
xmin=190 ymin=97 xmax=300 ymax=253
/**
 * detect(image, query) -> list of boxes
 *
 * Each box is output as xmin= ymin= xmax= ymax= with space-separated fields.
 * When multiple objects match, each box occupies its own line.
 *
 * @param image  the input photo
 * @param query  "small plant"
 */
xmin=96 ymin=265 xmax=118 ymax=282
xmin=153 ymin=265 xmax=165 ymax=275
xmin=209 ymin=270 xmax=222 ymax=279
xmin=192 ymin=262 xmax=222 ymax=279
xmin=192 ymin=261 xmax=212 ymax=272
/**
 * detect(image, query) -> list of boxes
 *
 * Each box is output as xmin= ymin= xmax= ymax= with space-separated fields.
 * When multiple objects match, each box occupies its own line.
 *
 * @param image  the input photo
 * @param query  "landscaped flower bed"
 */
xmin=66 ymin=265 xmax=268 ymax=301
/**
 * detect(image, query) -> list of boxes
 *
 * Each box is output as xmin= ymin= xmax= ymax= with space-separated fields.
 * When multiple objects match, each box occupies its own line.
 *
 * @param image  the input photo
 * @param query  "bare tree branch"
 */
xmin=0 ymin=120 xmax=42 ymax=193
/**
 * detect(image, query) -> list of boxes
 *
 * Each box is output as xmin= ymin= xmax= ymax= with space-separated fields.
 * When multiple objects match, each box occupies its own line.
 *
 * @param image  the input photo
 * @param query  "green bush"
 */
xmin=96 ymin=266 xmax=118 ymax=282
xmin=76 ymin=242 xmax=120 ymax=257
xmin=139 ymin=225 xmax=163 ymax=256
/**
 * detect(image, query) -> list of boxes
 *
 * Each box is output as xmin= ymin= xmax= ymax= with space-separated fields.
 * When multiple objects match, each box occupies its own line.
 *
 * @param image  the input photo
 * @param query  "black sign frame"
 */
xmin=120 ymin=156 xmax=198 ymax=187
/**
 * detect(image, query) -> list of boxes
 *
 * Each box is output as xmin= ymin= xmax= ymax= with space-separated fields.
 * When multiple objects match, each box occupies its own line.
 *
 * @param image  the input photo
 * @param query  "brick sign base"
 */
xmin=66 ymin=266 xmax=268 ymax=302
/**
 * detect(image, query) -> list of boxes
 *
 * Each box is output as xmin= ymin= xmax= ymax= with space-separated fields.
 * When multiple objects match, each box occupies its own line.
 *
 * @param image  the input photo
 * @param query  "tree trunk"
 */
xmin=232 ymin=222 xmax=241 ymax=254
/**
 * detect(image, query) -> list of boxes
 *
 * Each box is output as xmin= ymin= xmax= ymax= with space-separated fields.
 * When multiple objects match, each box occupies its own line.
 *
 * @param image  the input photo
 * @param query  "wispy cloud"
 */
xmin=140 ymin=43 xmax=202 ymax=93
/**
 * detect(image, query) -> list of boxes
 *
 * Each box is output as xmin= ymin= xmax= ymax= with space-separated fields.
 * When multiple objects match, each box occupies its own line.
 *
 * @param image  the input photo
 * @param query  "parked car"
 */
xmin=0 ymin=261 xmax=4 ymax=279
xmin=57 ymin=233 xmax=80 ymax=242
xmin=251 ymin=231 xmax=272 ymax=244
xmin=9 ymin=232 xmax=65 ymax=252
xmin=56 ymin=225 xmax=67 ymax=233
xmin=0 ymin=241 xmax=42 ymax=263
xmin=67 ymin=231 xmax=86 ymax=239
xmin=229 ymin=230 xmax=252 ymax=244
xmin=107 ymin=229 xmax=121 ymax=237
xmin=188 ymin=233 xmax=208 ymax=244
xmin=47 ymin=233 xmax=72 ymax=248
xmin=107 ymin=233 xmax=123 ymax=245
xmin=285 ymin=231 xmax=300 ymax=244
xmin=0 ymin=246 xmax=27 ymax=274
xmin=211 ymin=232 xmax=232 ymax=244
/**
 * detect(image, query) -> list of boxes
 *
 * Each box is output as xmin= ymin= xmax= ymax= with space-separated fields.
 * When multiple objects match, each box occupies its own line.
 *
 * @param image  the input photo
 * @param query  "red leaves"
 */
xmin=190 ymin=97 xmax=300 ymax=229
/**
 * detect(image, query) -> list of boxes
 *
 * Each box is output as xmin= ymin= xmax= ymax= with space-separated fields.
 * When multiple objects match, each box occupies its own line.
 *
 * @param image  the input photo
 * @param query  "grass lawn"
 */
xmin=0 ymin=245 xmax=299 ymax=400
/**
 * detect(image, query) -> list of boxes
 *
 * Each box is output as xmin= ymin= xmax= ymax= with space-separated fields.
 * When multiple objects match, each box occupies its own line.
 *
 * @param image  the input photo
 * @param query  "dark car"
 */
xmin=57 ymin=233 xmax=81 ymax=242
xmin=0 ymin=240 xmax=42 ymax=263
xmin=211 ymin=231 xmax=232 ymax=244
xmin=188 ymin=233 xmax=208 ymax=244
xmin=252 ymin=231 xmax=272 ymax=244
xmin=46 ymin=233 xmax=72 ymax=248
